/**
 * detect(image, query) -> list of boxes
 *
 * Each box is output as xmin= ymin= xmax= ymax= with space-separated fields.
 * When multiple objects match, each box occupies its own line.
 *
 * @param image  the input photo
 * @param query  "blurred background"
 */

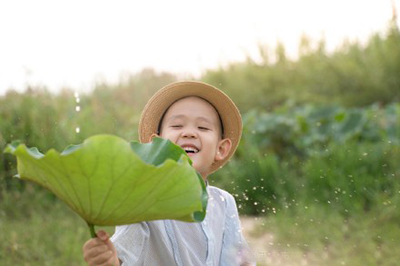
xmin=1 ymin=0 xmax=399 ymax=265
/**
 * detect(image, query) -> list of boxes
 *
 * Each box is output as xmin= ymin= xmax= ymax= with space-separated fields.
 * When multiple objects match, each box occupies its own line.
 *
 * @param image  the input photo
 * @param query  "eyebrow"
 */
xmin=165 ymin=115 xmax=185 ymax=123
xmin=167 ymin=115 xmax=214 ymax=125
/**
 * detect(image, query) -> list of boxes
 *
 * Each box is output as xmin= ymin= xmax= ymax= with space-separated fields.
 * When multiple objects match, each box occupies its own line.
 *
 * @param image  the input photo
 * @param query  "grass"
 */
xmin=1 ymin=184 xmax=400 ymax=266
xmin=251 ymin=204 xmax=400 ymax=266
xmin=0 ymin=186 xmax=114 ymax=266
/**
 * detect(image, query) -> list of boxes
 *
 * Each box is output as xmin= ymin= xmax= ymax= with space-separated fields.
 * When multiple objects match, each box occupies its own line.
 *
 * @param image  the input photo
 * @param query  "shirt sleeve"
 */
xmin=110 ymin=223 xmax=149 ymax=265
xmin=220 ymin=192 xmax=256 ymax=266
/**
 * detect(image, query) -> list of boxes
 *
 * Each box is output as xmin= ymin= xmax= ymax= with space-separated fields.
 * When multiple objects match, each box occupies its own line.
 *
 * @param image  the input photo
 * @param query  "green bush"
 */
xmin=302 ymin=141 xmax=400 ymax=214
xmin=212 ymin=103 xmax=399 ymax=216
xmin=211 ymin=147 xmax=297 ymax=215
xmin=202 ymin=22 xmax=400 ymax=110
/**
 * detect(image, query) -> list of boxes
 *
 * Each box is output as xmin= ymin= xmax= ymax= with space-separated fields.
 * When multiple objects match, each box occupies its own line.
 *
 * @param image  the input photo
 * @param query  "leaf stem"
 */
xmin=88 ymin=222 xmax=97 ymax=238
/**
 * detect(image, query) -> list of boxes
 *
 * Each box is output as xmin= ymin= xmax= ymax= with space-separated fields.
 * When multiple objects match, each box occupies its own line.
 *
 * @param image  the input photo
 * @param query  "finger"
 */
xmin=85 ymin=243 xmax=110 ymax=260
xmin=83 ymin=242 xmax=112 ymax=262
xmin=91 ymin=250 xmax=114 ymax=265
xmin=89 ymin=230 xmax=119 ymax=265
xmin=105 ymin=236 xmax=118 ymax=256
xmin=97 ymin=230 xmax=109 ymax=242
xmin=83 ymin=239 xmax=103 ymax=262
xmin=97 ymin=230 xmax=118 ymax=256
xmin=83 ymin=237 xmax=108 ymax=251
xmin=98 ymin=255 xmax=119 ymax=266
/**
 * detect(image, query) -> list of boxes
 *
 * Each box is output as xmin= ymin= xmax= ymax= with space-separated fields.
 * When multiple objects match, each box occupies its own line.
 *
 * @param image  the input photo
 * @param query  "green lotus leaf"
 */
xmin=4 ymin=135 xmax=208 ymax=230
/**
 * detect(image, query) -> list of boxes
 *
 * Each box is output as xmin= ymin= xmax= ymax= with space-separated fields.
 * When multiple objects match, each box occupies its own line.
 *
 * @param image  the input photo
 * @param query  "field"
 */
xmin=1 ymin=22 xmax=399 ymax=265
xmin=2 ymin=186 xmax=400 ymax=266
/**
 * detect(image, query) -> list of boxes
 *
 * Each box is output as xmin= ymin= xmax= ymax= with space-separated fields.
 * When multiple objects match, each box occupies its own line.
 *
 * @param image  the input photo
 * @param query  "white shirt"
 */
xmin=111 ymin=185 xmax=255 ymax=266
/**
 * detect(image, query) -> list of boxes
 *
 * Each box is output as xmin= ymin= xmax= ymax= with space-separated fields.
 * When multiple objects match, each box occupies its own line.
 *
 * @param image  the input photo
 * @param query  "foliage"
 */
xmin=0 ymin=19 xmax=399 ymax=266
xmin=257 ymin=204 xmax=400 ymax=266
xmin=2 ymin=187 xmax=400 ymax=266
xmin=242 ymin=102 xmax=399 ymax=155
xmin=202 ymin=22 xmax=400 ymax=111
xmin=1 ymin=22 xmax=399 ymax=224
xmin=4 ymin=135 xmax=207 ymax=227
xmin=211 ymin=103 xmax=400 ymax=216
xmin=0 ymin=187 xmax=114 ymax=266
xmin=0 ymin=70 xmax=179 ymax=195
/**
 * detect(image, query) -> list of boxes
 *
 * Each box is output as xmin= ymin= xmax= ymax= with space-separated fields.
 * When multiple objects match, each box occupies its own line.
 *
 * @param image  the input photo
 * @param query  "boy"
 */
xmin=82 ymin=81 xmax=255 ymax=266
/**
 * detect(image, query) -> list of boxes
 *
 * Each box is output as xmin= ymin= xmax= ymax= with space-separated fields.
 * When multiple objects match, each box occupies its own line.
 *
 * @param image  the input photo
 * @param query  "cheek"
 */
xmin=159 ymin=130 xmax=177 ymax=142
xmin=204 ymin=137 xmax=220 ymax=153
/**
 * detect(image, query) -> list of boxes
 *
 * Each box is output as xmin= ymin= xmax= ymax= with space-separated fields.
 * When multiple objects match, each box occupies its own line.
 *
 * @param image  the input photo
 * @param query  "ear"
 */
xmin=149 ymin=133 xmax=159 ymax=142
xmin=214 ymin=138 xmax=232 ymax=162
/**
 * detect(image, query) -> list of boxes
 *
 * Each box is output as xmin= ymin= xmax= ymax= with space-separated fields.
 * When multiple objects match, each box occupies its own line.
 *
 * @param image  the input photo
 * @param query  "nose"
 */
xmin=181 ymin=127 xmax=197 ymax=138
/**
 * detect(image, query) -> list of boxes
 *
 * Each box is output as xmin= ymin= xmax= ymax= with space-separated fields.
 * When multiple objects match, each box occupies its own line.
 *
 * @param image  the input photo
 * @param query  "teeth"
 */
xmin=183 ymin=147 xmax=199 ymax=153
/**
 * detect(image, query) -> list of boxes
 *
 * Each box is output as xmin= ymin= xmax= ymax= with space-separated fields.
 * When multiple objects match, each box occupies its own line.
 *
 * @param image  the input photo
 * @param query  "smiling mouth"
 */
xmin=182 ymin=146 xmax=199 ymax=154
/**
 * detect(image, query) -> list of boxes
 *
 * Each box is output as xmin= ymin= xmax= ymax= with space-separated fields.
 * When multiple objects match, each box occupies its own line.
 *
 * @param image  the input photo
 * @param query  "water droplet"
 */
xmin=74 ymin=92 xmax=79 ymax=98
xmin=75 ymin=106 xmax=81 ymax=112
xmin=254 ymin=202 xmax=258 ymax=206
xmin=75 ymin=127 xmax=80 ymax=133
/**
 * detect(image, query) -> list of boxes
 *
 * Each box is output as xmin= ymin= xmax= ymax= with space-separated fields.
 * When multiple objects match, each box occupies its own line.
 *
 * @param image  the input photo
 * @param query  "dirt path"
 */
xmin=240 ymin=216 xmax=309 ymax=266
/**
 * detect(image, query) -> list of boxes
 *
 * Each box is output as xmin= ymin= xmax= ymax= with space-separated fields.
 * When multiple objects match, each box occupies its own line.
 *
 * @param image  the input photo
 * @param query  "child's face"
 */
xmin=158 ymin=96 xmax=231 ymax=179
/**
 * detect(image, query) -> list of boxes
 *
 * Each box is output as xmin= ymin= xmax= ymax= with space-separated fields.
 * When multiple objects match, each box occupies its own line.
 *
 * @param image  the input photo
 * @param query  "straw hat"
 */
xmin=138 ymin=81 xmax=242 ymax=173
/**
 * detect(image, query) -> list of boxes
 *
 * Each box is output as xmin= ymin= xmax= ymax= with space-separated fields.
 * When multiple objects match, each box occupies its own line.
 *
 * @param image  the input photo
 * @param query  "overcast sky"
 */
xmin=0 ymin=0 xmax=398 ymax=95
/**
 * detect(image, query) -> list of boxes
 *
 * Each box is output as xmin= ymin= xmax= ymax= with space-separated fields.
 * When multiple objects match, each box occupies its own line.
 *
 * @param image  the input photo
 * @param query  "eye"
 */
xmin=171 ymin=125 xmax=182 ymax=128
xmin=198 ymin=126 xmax=210 ymax=131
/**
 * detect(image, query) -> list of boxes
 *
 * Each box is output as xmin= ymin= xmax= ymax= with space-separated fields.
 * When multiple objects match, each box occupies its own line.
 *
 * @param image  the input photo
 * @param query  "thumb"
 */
xmin=96 ymin=230 xmax=109 ymax=242
xmin=97 ymin=230 xmax=118 ymax=254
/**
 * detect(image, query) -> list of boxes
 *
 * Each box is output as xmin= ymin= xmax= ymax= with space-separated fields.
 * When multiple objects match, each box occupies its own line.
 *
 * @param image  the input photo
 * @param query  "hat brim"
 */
xmin=138 ymin=81 xmax=242 ymax=174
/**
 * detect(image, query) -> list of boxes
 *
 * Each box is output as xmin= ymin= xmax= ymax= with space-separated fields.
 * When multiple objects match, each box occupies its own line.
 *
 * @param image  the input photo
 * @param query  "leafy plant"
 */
xmin=4 ymin=135 xmax=207 ymax=237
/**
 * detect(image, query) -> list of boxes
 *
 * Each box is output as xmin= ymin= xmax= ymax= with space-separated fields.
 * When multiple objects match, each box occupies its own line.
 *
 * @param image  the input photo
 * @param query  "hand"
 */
xmin=83 ymin=230 xmax=120 ymax=266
